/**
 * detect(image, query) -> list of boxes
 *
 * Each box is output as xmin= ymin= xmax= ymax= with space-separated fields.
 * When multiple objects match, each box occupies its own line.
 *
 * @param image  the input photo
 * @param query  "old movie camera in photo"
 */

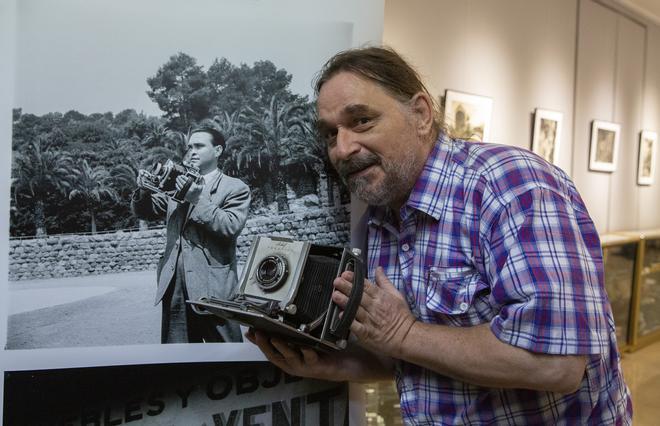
xmin=139 ymin=160 xmax=201 ymax=203
xmin=188 ymin=236 xmax=364 ymax=351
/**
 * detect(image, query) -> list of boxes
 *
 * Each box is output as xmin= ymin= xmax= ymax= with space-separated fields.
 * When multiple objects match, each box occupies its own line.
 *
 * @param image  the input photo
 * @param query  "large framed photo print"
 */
xmin=638 ymin=130 xmax=658 ymax=185
xmin=3 ymin=0 xmax=383 ymax=366
xmin=589 ymin=120 xmax=621 ymax=172
xmin=531 ymin=109 xmax=562 ymax=165
xmin=443 ymin=90 xmax=493 ymax=142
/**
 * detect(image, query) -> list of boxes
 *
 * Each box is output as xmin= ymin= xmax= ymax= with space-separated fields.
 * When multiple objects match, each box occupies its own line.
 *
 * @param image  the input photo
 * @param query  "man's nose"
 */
xmin=334 ymin=127 xmax=360 ymax=160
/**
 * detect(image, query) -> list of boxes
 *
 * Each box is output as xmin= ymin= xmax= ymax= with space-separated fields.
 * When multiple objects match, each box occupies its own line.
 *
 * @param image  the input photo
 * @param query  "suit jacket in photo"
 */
xmin=132 ymin=170 xmax=251 ymax=308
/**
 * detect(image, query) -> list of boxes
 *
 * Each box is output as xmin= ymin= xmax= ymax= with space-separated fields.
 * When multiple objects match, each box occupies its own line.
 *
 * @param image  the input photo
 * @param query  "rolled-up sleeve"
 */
xmin=484 ymin=187 xmax=610 ymax=355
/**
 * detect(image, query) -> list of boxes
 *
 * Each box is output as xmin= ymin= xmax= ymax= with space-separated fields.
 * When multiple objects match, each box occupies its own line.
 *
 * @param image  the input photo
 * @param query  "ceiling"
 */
xmin=624 ymin=0 xmax=660 ymax=23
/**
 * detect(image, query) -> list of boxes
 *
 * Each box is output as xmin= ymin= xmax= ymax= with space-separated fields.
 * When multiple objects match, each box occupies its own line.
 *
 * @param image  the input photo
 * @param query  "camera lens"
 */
xmin=255 ymin=255 xmax=288 ymax=291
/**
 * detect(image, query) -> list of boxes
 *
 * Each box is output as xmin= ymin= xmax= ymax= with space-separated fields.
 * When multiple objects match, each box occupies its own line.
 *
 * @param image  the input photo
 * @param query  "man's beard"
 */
xmin=335 ymin=150 xmax=421 ymax=207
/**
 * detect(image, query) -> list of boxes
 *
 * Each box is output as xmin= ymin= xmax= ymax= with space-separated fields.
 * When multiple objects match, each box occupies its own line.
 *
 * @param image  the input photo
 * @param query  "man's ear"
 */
xmin=410 ymin=92 xmax=434 ymax=137
xmin=215 ymin=145 xmax=224 ymax=158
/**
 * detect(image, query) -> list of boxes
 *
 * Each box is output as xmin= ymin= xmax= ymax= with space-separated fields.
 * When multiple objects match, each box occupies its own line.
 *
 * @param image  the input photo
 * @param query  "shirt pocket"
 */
xmin=425 ymin=266 xmax=480 ymax=316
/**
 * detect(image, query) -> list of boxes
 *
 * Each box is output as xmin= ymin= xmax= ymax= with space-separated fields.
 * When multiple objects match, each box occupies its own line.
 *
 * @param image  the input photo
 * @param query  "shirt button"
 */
xmin=401 ymin=243 xmax=410 ymax=252
xmin=459 ymin=302 xmax=469 ymax=311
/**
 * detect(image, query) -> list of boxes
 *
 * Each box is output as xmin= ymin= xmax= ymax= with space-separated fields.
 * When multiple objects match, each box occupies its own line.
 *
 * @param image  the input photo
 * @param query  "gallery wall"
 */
xmin=383 ymin=0 xmax=660 ymax=234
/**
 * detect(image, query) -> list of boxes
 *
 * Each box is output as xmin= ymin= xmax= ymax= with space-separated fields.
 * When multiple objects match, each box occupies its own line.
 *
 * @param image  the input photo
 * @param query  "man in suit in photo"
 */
xmin=132 ymin=124 xmax=250 ymax=343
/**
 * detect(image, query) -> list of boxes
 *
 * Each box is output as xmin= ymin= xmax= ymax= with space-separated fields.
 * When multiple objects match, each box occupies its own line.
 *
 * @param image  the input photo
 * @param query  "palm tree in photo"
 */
xmin=233 ymin=95 xmax=307 ymax=212
xmin=213 ymin=110 xmax=251 ymax=174
xmin=68 ymin=159 xmax=119 ymax=233
xmin=141 ymin=122 xmax=170 ymax=149
xmin=140 ymin=128 xmax=191 ymax=169
xmin=213 ymin=110 xmax=245 ymax=145
xmin=290 ymin=105 xmax=344 ymax=206
xmin=12 ymin=136 xmax=73 ymax=236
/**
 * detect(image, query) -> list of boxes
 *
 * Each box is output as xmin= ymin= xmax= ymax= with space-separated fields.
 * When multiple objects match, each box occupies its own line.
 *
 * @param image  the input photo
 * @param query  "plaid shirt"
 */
xmin=365 ymin=136 xmax=632 ymax=425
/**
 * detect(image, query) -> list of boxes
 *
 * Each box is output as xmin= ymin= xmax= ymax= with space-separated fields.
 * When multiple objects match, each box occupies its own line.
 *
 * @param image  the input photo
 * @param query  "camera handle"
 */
xmin=329 ymin=251 xmax=364 ymax=337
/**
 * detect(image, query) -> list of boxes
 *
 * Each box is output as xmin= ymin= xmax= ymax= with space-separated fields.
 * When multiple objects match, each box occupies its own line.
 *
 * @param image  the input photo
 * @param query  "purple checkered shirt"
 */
xmin=365 ymin=136 xmax=632 ymax=425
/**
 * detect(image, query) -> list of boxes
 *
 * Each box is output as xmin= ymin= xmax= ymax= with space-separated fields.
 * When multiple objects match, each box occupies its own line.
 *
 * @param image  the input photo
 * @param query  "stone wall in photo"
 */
xmin=8 ymin=205 xmax=351 ymax=281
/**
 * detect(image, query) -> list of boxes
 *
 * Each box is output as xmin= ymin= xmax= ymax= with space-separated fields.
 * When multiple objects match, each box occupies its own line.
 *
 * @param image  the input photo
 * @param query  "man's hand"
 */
xmin=136 ymin=169 xmax=151 ymax=190
xmin=332 ymin=267 xmax=416 ymax=358
xmin=176 ymin=175 xmax=203 ymax=204
xmin=245 ymin=329 xmax=350 ymax=382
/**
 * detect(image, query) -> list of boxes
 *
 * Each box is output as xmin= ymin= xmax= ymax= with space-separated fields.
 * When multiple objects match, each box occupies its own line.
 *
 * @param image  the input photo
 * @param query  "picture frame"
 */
xmin=531 ymin=109 xmax=563 ymax=165
xmin=443 ymin=90 xmax=493 ymax=142
xmin=637 ymin=130 xmax=658 ymax=185
xmin=589 ymin=120 xmax=621 ymax=172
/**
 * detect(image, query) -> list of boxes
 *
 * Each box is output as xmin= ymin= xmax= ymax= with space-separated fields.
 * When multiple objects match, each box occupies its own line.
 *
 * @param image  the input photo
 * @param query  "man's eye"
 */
xmin=354 ymin=117 xmax=373 ymax=129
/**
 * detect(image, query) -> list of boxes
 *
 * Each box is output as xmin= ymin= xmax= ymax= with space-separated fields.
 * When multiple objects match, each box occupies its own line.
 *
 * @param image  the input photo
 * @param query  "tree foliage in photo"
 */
xmin=11 ymin=53 xmax=344 ymax=237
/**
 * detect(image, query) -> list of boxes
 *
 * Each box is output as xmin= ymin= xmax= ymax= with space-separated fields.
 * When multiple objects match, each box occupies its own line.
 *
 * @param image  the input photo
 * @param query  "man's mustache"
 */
xmin=336 ymin=153 xmax=380 ymax=181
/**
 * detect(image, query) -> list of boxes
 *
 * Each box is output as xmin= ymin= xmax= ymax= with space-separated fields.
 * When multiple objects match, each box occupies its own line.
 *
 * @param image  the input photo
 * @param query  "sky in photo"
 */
xmin=14 ymin=0 xmax=353 ymax=116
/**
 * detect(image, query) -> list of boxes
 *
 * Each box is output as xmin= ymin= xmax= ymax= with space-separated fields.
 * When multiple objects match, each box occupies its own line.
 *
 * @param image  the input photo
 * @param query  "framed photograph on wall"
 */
xmin=531 ymin=109 xmax=562 ymax=165
xmin=443 ymin=90 xmax=493 ymax=142
xmin=637 ymin=130 xmax=658 ymax=185
xmin=589 ymin=120 xmax=621 ymax=172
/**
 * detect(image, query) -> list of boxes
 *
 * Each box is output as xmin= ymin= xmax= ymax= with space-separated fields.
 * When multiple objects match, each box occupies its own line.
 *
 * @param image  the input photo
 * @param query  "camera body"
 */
xmin=189 ymin=236 xmax=364 ymax=351
xmin=140 ymin=160 xmax=201 ymax=203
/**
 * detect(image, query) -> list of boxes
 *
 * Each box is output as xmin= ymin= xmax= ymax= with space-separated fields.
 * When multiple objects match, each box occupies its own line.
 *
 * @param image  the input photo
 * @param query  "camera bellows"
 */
xmin=293 ymin=255 xmax=339 ymax=325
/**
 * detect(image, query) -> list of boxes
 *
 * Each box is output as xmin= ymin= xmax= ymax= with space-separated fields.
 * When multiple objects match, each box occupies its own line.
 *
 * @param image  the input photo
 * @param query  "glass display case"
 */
xmin=364 ymin=381 xmax=401 ymax=426
xmin=601 ymin=234 xmax=639 ymax=350
xmin=632 ymin=231 xmax=660 ymax=349
xmin=615 ymin=229 xmax=660 ymax=351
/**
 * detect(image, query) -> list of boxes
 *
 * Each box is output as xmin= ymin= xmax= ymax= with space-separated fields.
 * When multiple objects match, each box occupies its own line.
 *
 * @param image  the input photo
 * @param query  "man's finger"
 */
xmin=353 ymin=304 xmax=369 ymax=324
xmin=374 ymin=267 xmax=397 ymax=292
xmin=333 ymin=276 xmax=352 ymax=298
xmin=245 ymin=328 xmax=257 ymax=344
xmin=251 ymin=331 xmax=287 ymax=365
xmin=349 ymin=318 xmax=367 ymax=341
xmin=175 ymin=175 xmax=187 ymax=191
xmin=332 ymin=275 xmax=375 ymax=295
xmin=340 ymin=270 xmax=354 ymax=282
xmin=332 ymin=289 xmax=348 ymax=308
xmin=300 ymin=347 xmax=320 ymax=364
xmin=270 ymin=338 xmax=303 ymax=365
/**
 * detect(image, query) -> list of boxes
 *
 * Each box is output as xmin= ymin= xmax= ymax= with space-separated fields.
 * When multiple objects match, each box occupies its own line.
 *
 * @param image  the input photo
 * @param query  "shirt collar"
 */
xmin=367 ymin=133 xmax=453 ymax=231
xmin=202 ymin=168 xmax=221 ymax=181
xmin=405 ymin=134 xmax=454 ymax=221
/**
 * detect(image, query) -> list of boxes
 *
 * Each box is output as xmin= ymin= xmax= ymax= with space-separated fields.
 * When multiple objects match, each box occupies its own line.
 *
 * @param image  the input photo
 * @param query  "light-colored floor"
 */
xmin=621 ymin=340 xmax=660 ymax=426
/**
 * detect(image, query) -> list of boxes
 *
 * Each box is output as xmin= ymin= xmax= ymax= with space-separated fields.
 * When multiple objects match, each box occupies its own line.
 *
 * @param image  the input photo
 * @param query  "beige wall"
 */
xmin=639 ymin=23 xmax=660 ymax=229
xmin=383 ymin=0 xmax=660 ymax=233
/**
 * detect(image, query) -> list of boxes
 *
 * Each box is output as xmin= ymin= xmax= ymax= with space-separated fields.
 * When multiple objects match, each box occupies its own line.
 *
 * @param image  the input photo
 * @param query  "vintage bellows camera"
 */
xmin=189 ymin=236 xmax=365 ymax=351
xmin=140 ymin=160 xmax=201 ymax=203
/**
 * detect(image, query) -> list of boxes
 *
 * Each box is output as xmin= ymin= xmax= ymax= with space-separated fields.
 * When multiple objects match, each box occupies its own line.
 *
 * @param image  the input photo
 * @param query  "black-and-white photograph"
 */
xmin=589 ymin=120 xmax=620 ymax=172
xmin=531 ymin=108 xmax=562 ymax=165
xmin=4 ymin=0 xmax=381 ymax=356
xmin=442 ymin=89 xmax=493 ymax=142
xmin=637 ymin=130 xmax=657 ymax=186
